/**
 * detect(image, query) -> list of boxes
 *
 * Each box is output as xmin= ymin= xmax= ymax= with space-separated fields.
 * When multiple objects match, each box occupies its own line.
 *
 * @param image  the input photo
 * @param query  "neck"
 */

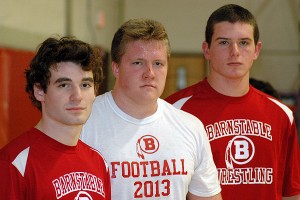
xmin=111 ymin=90 xmax=158 ymax=119
xmin=207 ymin=75 xmax=250 ymax=97
xmin=35 ymin=120 xmax=81 ymax=146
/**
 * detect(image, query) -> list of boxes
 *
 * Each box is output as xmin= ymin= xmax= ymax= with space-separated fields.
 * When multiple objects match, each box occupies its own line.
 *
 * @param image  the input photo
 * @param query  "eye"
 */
xmin=81 ymin=82 xmax=93 ymax=88
xmin=219 ymin=40 xmax=229 ymax=45
xmin=58 ymin=83 xmax=69 ymax=88
xmin=153 ymin=61 xmax=163 ymax=67
xmin=132 ymin=61 xmax=142 ymax=65
xmin=240 ymin=40 xmax=249 ymax=46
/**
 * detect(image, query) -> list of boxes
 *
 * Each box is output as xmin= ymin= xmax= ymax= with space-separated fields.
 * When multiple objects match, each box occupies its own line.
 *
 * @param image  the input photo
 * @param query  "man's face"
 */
xmin=112 ymin=40 xmax=168 ymax=107
xmin=35 ymin=62 xmax=95 ymax=127
xmin=203 ymin=21 xmax=261 ymax=80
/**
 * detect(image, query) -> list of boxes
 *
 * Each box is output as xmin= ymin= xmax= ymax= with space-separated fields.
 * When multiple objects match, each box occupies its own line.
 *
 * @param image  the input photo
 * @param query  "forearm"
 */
xmin=282 ymin=194 xmax=300 ymax=200
xmin=187 ymin=192 xmax=222 ymax=200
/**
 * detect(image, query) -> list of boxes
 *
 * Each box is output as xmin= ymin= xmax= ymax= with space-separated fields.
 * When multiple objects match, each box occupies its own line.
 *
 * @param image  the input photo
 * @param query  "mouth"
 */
xmin=141 ymin=84 xmax=156 ymax=88
xmin=227 ymin=62 xmax=242 ymax=66
xmin=66 ymin=107 xmax=85 ymax=111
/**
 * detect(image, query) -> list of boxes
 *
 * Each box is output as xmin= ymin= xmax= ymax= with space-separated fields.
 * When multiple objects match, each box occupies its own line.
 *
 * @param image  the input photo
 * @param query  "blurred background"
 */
xmin=1 ymin=0 xmax=299 ymax=147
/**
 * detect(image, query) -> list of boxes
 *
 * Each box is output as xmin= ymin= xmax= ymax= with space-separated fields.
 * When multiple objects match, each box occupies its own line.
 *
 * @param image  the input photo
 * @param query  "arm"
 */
xmin=187 ymin=191 xmax=222 ymax=200
xmin=0 ymin=160 xmax=26 ymax=199
xmin=282 ymin=195 xmax=300 ymax=200
xmin=282 ymin=121 xmax=300 ymax=199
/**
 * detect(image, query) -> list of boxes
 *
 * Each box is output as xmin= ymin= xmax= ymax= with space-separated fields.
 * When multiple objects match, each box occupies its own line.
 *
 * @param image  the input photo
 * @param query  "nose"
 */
xmin=230 ymin=43 xmax=240 ymax=57
xmin=142 ymin=64 xmax=155 ymax=79
xmin=70 ymin=86 xmax=82 ymax=102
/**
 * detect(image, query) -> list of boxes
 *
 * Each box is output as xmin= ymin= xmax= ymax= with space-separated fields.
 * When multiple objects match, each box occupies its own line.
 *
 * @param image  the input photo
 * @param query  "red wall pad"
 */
xmin=0 ymin=48 xmax=40 ymax=148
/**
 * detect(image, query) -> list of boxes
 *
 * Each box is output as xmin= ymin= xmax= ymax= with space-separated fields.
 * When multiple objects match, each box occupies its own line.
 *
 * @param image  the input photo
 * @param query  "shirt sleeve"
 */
xmin=0 ymin=159 xmax=26 ymax=199
xmin=188 ymin=122 xmax=222 ymax=197
xmin=282 ymin=121 xmax=300 ymax=196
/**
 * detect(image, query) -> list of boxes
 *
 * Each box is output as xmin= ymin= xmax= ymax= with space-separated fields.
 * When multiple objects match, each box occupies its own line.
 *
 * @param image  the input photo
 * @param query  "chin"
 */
xmin=68 ymin=118 xmax=87 ymax=126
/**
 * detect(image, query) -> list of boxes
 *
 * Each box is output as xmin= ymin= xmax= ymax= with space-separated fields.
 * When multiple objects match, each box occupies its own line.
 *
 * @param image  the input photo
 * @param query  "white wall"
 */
xmin=250 ymin=0 xmax=300 ymax=93
xmin=0 ymin=0 xmax=299 ymax=93
xmin=0 ymin=0 xmax=65 ymax=50
xmin=0 ymin=0 xmax=118 ymax=51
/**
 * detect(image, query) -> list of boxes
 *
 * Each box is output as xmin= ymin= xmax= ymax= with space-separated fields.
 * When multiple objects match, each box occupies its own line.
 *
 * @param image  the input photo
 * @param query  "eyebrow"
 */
xmin=54 ymin=77 xmax=94 ymax=84
xmin=216 ymin=37 xmax=252 ymax=41
xmin=216 ymin=37 xmax=228 ymax=40
xmin=55 ymin=77 xmax=71 ymax=84
xmin=82 ymin=77 xmax=94 ymax=82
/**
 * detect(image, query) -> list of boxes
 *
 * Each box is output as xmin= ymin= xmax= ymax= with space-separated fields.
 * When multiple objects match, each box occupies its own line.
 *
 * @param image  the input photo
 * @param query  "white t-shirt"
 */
xmin=81 ymin=91 xmax=221 ymax=199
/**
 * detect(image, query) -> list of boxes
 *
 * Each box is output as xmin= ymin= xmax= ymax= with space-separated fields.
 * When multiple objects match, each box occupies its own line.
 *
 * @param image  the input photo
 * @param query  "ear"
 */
xmin=253 ymin=41 xmax=262 ymax=60
xmin=33 ymin=84 xmax=45 ymax=102
xmin=202 ymin=41 xmax=210 ymax=60
xmin=111 ymin=61 xmax=119 ymax=78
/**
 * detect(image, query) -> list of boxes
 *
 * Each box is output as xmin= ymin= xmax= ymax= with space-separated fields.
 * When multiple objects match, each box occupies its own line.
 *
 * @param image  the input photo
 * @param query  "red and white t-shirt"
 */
xmin=165 ymin=78 xmax=300 ymax=200
xmin=0 ymin=128 xmax=111 ymax=200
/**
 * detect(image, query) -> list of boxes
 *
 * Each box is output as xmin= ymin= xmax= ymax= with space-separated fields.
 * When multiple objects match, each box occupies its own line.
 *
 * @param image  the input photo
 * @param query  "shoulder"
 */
xmin=88 ymin=92 xmax=110 ymax=117
xmin=267 ymin=97 xmax=294 ymax=124
xmin=78 ymin=140 xmax=107 ymax=163
xmin=93 ymin=93 xmax=107 ymax=107
xmin=160 ymin=99 xmax=205 ymax=128
xmin=0 ymin=129 xmax=37 ymax=162
xmin=78 ymin=140 xmax=101 ymax=155
xmin=251 ymin=87 xmax=294 ymax=123
xmin=0 ymin=129 xmax=39 ymax=177
xmin=165 ymin=80 xmax=205 ymax=103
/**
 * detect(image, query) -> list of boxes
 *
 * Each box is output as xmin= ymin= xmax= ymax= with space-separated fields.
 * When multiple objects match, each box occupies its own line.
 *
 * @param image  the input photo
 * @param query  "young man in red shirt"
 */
xmin=0 ymin=37 xmax=111 ymax=199
xmin=166 ymin=4 xmax=300 ymax=200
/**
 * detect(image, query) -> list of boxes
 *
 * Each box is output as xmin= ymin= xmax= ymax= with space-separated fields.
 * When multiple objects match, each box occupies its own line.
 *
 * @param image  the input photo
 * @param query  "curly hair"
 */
xmin=25 ymin=36 xmax=103 ymax=110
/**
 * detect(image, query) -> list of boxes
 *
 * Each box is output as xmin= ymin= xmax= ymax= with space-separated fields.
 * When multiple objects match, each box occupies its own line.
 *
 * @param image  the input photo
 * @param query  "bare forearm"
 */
xmin=187 ymin=192 xmax=222 ymax=200
xmin=282 ymin=195 xmax=300 ymax=200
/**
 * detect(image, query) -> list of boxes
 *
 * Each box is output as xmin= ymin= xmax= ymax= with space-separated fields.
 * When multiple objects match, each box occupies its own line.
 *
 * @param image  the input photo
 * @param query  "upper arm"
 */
xmin=0 ymin=160 xmax=25 ymax=199
xmin=187 ymin=191 xmax=222 ymax=200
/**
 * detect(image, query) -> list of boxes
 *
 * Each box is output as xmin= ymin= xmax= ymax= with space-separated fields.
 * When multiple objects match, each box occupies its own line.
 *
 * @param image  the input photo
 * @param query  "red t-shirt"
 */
xmin=165 ymin=78 xmax=300 ymax=200
xmin=0 ymin=128 xmax=111 ymax=199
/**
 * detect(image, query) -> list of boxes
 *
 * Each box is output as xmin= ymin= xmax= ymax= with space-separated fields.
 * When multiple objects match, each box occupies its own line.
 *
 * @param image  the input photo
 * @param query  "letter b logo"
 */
xmin=225 ymin=136 xmax=255 ymax=168
xmin=234 ymin=140 xmax=249 ymax=159
xmin=143 ymin=137 xmax=156 ymax=151
xmin=136 ymin=135 xmax=160 ymax=159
